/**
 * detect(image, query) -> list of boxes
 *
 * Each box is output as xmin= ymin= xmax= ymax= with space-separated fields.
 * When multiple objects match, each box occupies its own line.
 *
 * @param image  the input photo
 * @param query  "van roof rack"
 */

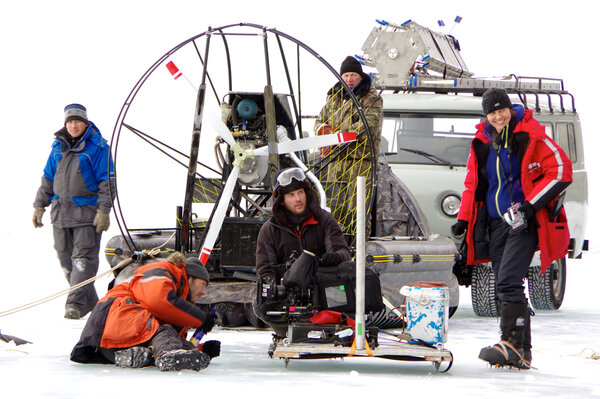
xmin=359 ymin=19 xmax=576 ymax=113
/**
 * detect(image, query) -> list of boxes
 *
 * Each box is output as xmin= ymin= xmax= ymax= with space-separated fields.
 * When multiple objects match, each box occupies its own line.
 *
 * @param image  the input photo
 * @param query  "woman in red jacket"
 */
xmin=452 ymin=88 xmax=572 ymax=369
xmin=70 ymin=252 xmax=220 ymax=371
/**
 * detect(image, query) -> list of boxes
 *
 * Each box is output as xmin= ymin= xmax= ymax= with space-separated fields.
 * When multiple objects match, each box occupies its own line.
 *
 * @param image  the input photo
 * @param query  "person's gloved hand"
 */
xmin=32 ymin=207 xmax=45 ymax=228
xmin=317 ymin=125 xmax=332 ymax=156
xmin=317 ymin=124 xmax=331 ymax=136
xmin=451 ymin=220 xmax=468 ymax=236
xmin=202 ymin=312 xmax=215 ymax=333
xmin=201 ymin=340 xmax=221 ymax=359
xmin=93 ymin=210 xmax=110 ymax=233
xmin=518 ymin=201 xmax=536 ymax=221
xmin=320 ymin=252 xmax=343 ymax=267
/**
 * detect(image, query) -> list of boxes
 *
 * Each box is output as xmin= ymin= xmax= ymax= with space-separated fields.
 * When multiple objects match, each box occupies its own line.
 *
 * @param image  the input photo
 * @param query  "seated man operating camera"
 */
xmin=253 ymin=167 xmax=352 ymax=337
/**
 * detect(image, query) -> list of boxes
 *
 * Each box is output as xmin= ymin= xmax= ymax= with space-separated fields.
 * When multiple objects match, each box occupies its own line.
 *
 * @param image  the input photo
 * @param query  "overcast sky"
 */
xmin=1 ymin=0 xmax=596 ymax=254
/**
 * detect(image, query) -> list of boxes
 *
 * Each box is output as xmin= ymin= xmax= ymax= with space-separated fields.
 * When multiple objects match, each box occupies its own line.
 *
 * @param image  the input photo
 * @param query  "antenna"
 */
xmin=448 ymin=16 xmax=462 ymax=35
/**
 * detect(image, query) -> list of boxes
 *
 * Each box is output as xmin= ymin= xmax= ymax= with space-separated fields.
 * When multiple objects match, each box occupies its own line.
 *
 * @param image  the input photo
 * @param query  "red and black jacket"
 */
xmin=457 ymin=106 xmax=572 ymax=272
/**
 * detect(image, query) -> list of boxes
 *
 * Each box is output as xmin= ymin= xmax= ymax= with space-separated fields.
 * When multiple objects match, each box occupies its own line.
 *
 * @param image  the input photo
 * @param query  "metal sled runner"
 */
xmin=271 ymin=337 xmax=453 ymax=372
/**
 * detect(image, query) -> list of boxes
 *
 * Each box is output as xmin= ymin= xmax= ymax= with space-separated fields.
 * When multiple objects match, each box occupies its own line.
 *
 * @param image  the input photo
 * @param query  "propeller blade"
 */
xmin=199 ymin=166 xmax=240 ymax=265
xmin=205 ymin=107 xmax=236 ymax=147
xmin=252 ymin=146 xmax=269 ymax=157
xmin=276 ymin=132 xmax=357 ymax=154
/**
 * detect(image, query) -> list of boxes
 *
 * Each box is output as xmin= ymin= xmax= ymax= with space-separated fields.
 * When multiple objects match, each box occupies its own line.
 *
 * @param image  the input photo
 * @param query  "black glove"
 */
xmin=320 ymin=252 xmax=343 ymax=267
xmin=451 ymin=220 xmax=468 ymax=236
xmin=202 ymin=312 xmax=215 ymax=333
xmin=518 ymin=201 xmax=536 ymax=221
xmin=202 ymin=340 xmax=221 ymax=359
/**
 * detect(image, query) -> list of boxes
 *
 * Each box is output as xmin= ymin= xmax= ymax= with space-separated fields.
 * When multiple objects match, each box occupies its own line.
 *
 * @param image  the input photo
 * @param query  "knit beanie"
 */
xmin=481 ymin=88 xmax=512 ymax=115
xmin=340 ymin=56 xmax=364 ymax=76
xmin=185 ymin=257 xmax=210 ymax=284
xmin=64 ymin=104 xmax=88 ymax=124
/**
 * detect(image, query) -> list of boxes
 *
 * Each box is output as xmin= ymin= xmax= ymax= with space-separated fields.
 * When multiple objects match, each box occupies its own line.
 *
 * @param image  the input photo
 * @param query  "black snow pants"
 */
xmin=53 ymin=225 xmax=101 ymax=313
xmin=100 ymin=324 xmax=194 ymax=363
xmin=488 ymin=218 xmax=538 ymax=303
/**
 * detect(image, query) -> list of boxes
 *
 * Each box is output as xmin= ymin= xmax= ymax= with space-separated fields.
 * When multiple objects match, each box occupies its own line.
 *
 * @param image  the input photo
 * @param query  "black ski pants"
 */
xmin=100 ymin=324 xmax=194 ymax=363
xmin=489 ymin=218 xmax=538 ymax=303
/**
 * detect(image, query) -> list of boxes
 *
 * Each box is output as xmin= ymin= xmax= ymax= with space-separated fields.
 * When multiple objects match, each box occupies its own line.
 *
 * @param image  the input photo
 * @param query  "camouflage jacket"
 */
xmin=314 ymin=75 xmax=383 ymax=161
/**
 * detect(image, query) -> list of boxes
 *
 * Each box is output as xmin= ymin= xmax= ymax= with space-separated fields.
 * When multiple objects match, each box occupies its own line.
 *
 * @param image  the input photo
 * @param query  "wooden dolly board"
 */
xmin=271 ymin=339 xmax=453 ymax=372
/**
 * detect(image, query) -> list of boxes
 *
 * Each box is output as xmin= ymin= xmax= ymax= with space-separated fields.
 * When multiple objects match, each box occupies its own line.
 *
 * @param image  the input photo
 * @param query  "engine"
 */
xmin=220 ymin=91 xmax=296 ymax=187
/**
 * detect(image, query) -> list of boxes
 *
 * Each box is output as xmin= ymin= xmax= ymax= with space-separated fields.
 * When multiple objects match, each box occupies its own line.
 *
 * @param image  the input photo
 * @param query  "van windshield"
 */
xmin=381 ymin=113 xmax=482 ymax=167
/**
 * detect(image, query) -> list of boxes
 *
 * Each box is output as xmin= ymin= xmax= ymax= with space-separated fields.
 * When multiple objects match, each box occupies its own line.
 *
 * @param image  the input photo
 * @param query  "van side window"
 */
xmin=381 ymin=114 xmax=479 ymax=166
xmin=556 ymin=122 xmax=577 ymax=163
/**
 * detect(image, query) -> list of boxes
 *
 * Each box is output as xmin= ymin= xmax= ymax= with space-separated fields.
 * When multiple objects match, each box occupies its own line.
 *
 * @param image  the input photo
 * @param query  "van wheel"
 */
xmin=471 ymin=264 xmax=498 ymax=317
xmin=527 ymin=258 xmax=566 ymax=310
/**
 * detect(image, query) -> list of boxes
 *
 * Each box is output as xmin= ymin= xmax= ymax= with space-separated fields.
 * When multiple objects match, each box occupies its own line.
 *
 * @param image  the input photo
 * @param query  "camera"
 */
xmin=257 ymin=250 xmax=318 ymax=319
xmin=257 ymin=277 xmax=316 ymax=319
xmin=503 ymin=203 xmax=527 ymax=232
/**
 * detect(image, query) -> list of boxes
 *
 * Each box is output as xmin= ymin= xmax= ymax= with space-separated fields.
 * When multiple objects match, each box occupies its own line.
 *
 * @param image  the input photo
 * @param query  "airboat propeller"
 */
xmin=198 ymin=110 xmax=357 ymax=265
xmin=108 ymin=22 xmax=377 ymax=277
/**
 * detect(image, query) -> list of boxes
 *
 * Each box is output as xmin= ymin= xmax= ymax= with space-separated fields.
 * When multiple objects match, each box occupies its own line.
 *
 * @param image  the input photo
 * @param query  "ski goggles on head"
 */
xmin=273 ymin=167 xmax=306 ymax=189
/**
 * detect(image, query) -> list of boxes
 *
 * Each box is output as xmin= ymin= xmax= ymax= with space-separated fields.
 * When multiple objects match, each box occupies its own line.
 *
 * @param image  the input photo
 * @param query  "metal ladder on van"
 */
xmin=358 ymin=19 xmax=576 ymax=113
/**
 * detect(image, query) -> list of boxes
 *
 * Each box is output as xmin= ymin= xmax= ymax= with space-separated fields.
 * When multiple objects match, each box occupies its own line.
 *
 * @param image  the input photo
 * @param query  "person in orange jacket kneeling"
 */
xmin=70 ymin=252 xmax=220 ymax=371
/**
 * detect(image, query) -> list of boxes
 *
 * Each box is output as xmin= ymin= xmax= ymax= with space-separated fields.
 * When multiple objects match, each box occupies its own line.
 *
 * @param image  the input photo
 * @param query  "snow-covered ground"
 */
xmin=1 ymin=1 xmax=599 ymax=398
xmin=1 ymin=245 xmax=598 ymax=398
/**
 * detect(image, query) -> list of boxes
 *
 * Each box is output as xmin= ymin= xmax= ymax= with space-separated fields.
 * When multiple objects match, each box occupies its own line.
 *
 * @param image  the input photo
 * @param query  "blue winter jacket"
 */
xmin=483 ymin=104 xmax=526 ymax=219
xmin=33 ymin=121 xmax=115 ymax=228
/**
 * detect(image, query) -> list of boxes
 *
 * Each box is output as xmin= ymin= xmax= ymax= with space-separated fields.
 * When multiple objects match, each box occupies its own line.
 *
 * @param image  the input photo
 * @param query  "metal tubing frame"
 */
xmin=109 ymin=23 xmax=377 ymax=253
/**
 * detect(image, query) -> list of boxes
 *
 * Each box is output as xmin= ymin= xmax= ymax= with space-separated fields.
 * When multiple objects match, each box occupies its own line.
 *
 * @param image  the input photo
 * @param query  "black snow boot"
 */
xmin=115 ymin=346 xmax=154 ymax=368
xmin=155 ymin=349 xmax=210 ymax=372
xmin=523 ymin=307 xmax=533 ymax=364
xmin=479 ymin=301 xmax=530 ymax=369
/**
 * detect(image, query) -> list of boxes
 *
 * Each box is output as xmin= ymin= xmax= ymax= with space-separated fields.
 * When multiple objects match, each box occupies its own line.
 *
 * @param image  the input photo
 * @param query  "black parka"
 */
xmin=255 ymin=183 xmax=351 ymax=279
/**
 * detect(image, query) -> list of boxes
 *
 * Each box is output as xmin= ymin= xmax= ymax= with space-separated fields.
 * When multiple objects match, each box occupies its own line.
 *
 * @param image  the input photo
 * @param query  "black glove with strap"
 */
xmin=451 ymin=220 xmax=468 ymax=236
xmin=518 ymin=201 xmax=536 ymax=221
xmin=201 ymin=340 xmax=221 ymax=359
xmin=202 ymin=312 xmax=215 ymax=333
xmin=320 ymin=252 xmax=343 ymax=267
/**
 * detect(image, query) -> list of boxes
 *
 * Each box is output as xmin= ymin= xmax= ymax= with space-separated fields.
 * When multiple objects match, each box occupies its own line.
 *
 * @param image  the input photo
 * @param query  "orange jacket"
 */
xmin=71 ymin=260 xmax=208 ymax=363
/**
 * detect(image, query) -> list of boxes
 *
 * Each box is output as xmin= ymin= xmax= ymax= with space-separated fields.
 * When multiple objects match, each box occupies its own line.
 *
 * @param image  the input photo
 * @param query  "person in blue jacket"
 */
xmin=33 ymin=104 xmax=115 ymax=320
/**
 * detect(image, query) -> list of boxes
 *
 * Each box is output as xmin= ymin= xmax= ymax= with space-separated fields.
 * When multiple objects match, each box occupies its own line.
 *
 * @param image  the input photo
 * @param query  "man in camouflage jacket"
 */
xmin=314 ymin=56 xmax=383 ymax=166
xmin=314 ymin=56 xmax=383 ymax=236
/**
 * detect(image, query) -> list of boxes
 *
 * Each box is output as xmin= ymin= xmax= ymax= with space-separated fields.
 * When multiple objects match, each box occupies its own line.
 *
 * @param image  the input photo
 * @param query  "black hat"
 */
xmin=340 ymin=56 xmax=364 ymax=76
xmin=481 ymin=88 xmax=512 ymax=115
xmin=64 ymin=103 xmax=88 ymax=124
xmin=185 ymin=257 xmax=210 ymax=284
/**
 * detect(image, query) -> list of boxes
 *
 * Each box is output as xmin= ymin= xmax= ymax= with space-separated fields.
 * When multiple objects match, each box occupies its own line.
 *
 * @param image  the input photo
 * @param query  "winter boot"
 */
xmin=155 ymin=349 xmax=210 ymax=372
xmin=523 ymin=307 xmax=533 ymax=365
xmin=479 ymin=301 xmax=530 ymax=369
xmin=115 ymin=346 xmax=154 ymax=368
xmin=64 ymin=307 xmax=81 ymax=320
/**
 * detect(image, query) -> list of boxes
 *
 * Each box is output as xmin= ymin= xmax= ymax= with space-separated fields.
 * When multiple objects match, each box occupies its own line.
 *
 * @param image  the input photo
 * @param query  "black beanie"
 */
xmin=340 ymin=56 xmax=364 ymax=76
xmin=185 ymin=257 xmax=210 ymax=284
xmin=481 ymin=88 xmax=512 ymax=115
